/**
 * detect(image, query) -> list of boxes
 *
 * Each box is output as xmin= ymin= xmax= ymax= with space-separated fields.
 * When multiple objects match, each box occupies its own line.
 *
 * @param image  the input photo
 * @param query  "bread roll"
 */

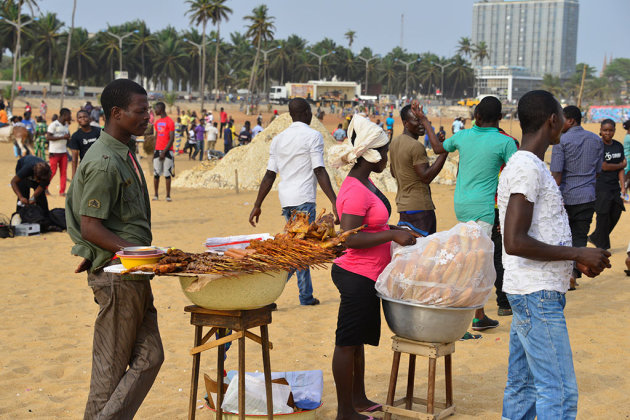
xmin=443 ymin=235 xmax=461 ymax=254
xmin=442 ymin=253 xmax=465 ymax=285
xmin=450 ymin=287 xmax=475 ymax=307
xmin=422 ymin=238 xmax=441 ymax=258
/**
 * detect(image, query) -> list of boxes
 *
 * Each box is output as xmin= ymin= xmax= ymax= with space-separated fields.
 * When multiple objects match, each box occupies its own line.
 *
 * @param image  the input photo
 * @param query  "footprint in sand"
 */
xmin=43 ymin=366 xmax=65 ymax=379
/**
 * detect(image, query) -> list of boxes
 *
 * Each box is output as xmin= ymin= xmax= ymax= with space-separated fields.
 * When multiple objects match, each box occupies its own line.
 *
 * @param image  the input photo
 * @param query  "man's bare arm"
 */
xmin=551 ymin=171 xmax=562 ymax=186
xmin=71 ymin=149 xmax=80 ymax=178
xmin=80 ymin=215 xmax=138 ymax=253
xmin=249 ymin=170 xmax=277 ymax=227
xmin=314 ymin=166 xmax=339 ymax=223
xmin=413 ymin=153 xmax=448 ymax=184
xmin=602 ymin=158 xmax=626 ymax=172
xmin=503 ymin=193 xmax=610 ymax=275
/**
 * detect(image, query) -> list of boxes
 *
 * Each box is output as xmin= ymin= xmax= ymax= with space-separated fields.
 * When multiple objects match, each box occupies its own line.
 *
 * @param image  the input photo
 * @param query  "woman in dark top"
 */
xmin=589 ymin=119 xmax=626 ymax=250
xmin=329 ymin=115 xmax=417 ymax=419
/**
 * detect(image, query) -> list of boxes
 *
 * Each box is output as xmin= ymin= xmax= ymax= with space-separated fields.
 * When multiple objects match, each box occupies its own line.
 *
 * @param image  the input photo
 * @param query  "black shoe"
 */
xmin=497 ymin=307 xmax=512 ymax=316
xmin=303 ymin=298 xmax=320 ymax=306
xmin=472 ymin=315 xmax=499 ymax=331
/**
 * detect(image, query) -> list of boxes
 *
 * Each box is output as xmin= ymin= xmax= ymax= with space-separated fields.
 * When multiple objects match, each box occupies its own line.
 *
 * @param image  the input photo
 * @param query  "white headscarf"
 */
xmin=329 ymin=115 xmax=389 ymax=168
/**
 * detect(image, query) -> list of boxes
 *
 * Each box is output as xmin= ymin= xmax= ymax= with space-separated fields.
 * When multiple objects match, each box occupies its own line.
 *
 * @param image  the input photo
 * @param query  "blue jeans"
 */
xmin=502 ymin=291 xmax=578 ymax=420
xmin=281 ymin=202 xmax=316 ymax=305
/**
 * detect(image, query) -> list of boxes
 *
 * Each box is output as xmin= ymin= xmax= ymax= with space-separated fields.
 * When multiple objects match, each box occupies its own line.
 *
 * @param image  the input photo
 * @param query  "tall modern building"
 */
xmin=472 ymin=0 xmax=579 ymax=78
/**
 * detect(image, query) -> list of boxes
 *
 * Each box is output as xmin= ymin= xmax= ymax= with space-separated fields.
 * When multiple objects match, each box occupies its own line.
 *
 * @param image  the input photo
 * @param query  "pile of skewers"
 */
xmin=123 ymin=210 xmax=364 ymax=276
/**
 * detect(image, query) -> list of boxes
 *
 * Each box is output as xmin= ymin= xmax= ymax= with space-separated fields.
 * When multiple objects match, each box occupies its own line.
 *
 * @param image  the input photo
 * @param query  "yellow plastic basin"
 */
xmin=178 ymin=270 xmax=289 ymax=310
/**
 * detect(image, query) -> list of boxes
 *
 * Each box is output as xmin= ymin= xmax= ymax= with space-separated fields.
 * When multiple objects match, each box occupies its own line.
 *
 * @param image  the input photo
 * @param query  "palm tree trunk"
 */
xmin=247 ymin=34 xmax=262 ymax=115
xmin=60 ymin=0 xmax=77 ymax=108
xmin=9 ymin=0 xmax=22 ymax=111
xmin=48 ymin=47 xmax=52 ymax=80
xmin=78 ymin=56 xmax=82 ymax=87
xmin=141 ymin=44 xmax=145 ymax=85
xmin=200 ymin=19 xmax=206 ymax=114
xmin=214 ymin=22 xmax=220 ymax=111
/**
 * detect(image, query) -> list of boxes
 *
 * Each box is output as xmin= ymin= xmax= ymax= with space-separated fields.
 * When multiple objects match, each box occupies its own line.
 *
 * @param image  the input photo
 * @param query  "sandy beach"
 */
xmin=1 ymin=105 xmax=629 ymax=419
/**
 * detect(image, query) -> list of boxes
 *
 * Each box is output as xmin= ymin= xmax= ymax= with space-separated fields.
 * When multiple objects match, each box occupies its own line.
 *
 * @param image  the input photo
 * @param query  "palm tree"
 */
xmin=540 ymin=74 xmax=563 ymax=98
xmin=344 ymin=30 xmax=355 ymax=50
xmin=447 ymin=54 xmax=473 ymax=97
xmin=60 ymin=0 xmax=76 ymax=108
xmin=130 ymin=21 xmax=156 ymax=84
xmin=209 ymin=0 xmax=232 ymax=110
xmin=456 ymin=37 xmax=473 ymax=59
xmin=152 ymin=31 xmax=187 ymax=89
xmin=68 ymin=27 xmax=96 ymax=87
xmin=245 ymin=4 xmax=275 ymax=108
xmin=28 ymin=12 xmax=63 ymax=80
xmin=473 ymin=41 xmax=490 ymax=66
xmin=186 ymin=0 xmax=214 ymax=112
xmin=2 ymin=0 xmax=40 ymax=110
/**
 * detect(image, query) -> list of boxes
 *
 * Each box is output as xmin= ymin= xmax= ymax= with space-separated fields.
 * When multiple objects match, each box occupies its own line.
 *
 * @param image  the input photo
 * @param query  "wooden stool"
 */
xmin=185 ymin=304 xmax=275 ymax=420
xmin=383 ymin=336 xmax=456 ymax=420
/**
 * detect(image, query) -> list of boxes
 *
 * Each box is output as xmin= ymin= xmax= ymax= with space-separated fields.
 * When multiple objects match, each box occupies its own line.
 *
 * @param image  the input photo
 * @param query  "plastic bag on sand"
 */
xmin=221 ymin=374 xmax=294 ymax=415
xmin=376 ymin=222 xmax=496 ymax=308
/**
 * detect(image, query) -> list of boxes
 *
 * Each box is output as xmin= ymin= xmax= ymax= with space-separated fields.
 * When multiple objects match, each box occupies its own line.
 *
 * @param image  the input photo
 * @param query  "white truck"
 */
xmin=269 ymin=80 xmax=361 ymax=105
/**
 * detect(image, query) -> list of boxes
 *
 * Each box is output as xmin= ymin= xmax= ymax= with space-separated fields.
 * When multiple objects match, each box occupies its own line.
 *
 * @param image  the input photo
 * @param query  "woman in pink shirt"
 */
xmin=329 ymin=115 xmax=417 ymax=419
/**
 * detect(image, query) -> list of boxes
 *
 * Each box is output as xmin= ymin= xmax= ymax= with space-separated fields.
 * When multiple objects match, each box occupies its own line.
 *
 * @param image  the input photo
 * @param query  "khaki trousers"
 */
xmin=84 ymin=269 xmax=164 ymax=420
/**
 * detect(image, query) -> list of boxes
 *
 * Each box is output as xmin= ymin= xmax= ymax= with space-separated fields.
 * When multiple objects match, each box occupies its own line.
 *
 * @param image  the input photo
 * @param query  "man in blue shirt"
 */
xmin=550 ymin=105 xmax=603 ymax=290
xmin=386 ymin=112 xmax=395 ymax=139
xmin=332 ymin=124 xmax=346 ymax=142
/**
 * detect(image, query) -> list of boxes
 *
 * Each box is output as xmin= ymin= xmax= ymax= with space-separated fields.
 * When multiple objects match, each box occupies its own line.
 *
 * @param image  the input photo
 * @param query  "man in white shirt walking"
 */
xmin=498 ymin=90 xmax=610 ymax=420
xmin=206 ymin=122 xmax=219 ymax=151
xmin=249 ymin=98 xmax=338 ymax=305
xmin=46 ymin=108 xmax=71 ymax=195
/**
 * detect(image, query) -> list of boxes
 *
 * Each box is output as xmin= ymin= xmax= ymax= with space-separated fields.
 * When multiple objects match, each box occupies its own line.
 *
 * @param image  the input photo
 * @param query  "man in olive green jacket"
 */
xmin=66 ymin=79 xmax=163 ymax=420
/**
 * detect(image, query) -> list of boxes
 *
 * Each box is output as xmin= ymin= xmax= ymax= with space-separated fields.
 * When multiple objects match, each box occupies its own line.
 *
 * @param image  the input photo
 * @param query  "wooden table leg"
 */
xmin=238 ymin=332 xmax=246 ymax=420
xmin=427 ymin=357 xmax=436 ymax=414
xmin=445 ymin=354 xmax=453 ymax=407
xmin=405 ymin=354 xmax=416 ymax=410
xmin=260 ymin=325 xmax=273 ymax=419
xmin=384 ymin=351 xmax=401 ymax=420
xmin=189 ymin=325 xmax=203 ymax=420
xmin=216 ymin=328 xmax=226 ymax=420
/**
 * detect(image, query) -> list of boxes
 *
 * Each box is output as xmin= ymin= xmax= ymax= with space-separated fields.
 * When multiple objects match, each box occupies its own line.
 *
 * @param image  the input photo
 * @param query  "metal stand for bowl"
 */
xmin=383 ymin=336 xmax=455 ymax=420
xmin=185 ymin=304 xmax=275 ymax=420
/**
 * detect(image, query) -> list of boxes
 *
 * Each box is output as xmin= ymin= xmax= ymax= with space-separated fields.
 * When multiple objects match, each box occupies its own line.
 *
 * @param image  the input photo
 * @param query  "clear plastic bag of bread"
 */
xmin=375 ymin=222 xmax=496 ymax=308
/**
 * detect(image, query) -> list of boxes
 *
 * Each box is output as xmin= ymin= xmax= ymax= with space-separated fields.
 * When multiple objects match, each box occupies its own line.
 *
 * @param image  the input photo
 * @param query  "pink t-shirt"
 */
xmin=334 ymin=176 xmax=391 ymax=281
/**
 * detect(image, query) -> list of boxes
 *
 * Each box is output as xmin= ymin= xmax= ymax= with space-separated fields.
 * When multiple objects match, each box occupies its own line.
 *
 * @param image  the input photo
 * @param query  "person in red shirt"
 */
xmin=219 ymin=107 xmax=228 ymax=139
xmin=153 ymin=102 xmax=175 ymax=201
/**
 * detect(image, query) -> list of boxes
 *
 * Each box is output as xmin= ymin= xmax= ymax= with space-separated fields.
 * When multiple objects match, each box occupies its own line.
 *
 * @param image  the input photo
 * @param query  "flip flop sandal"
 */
xmin=625 ymin=269 xmax=630 ymax=277
xmin=460 ymin=331 xmax=482 ymax=341
xmin=361 ymin=404 xmax=382 ymax=413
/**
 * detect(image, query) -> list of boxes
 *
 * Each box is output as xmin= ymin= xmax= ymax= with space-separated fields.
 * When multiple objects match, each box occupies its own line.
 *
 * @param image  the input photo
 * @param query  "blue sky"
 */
xmin=42 ymin=0 xmax=628 ymax=72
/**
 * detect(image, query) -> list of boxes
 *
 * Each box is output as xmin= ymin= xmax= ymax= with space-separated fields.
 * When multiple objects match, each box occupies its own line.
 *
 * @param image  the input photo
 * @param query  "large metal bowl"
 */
xmin=379 ymin=294 xmax=481 ymax=343
xmin=179 ymin=271 xmax=289 ymax=310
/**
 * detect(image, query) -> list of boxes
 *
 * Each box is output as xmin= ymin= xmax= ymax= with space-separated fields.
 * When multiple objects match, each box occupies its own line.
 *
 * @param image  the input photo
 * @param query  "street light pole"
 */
xmin=357 ymin=55 xmax=379 ymax=95
xmin=308 ymin=50 xmax=334 ymax=80
xmin=262 ymin=46 xmax=281 ymax=96
xmin=395 ymin=58 xmax=420 ymax=98
xmin=107 ymin=30 xmax=138 ymax=72
xmin=432 ymin=61 xmax=452 ymax=103
xmin=184 ymin=39 xmax=204 ymax=99
xmin=0 ymin=15 xmax=36 ymax=110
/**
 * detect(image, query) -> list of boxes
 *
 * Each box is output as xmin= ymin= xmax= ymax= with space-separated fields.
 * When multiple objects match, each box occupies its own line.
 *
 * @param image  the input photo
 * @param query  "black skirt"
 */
xmin=331 ymin=264 xmax=381 ymax=347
